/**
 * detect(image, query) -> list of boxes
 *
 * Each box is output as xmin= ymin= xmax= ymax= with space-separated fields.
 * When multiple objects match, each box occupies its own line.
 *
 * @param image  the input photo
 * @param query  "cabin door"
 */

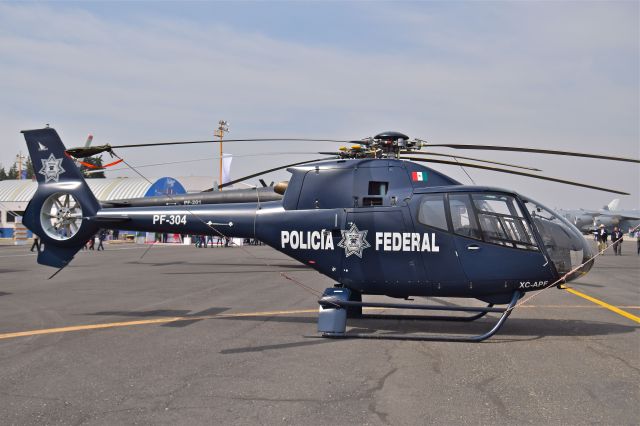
xmin=340 ymin=209 xmax=424 ymax=297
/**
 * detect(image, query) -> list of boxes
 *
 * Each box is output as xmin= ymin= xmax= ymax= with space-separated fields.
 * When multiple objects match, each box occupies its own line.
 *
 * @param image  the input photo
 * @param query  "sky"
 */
xmin=0 ymin=1 xmax=638 ymax=210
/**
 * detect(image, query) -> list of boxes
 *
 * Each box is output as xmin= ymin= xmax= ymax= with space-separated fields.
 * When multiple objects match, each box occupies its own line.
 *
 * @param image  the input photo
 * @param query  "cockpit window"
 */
xmin=522 ymin=197 xmax=594 ymax=280
xmin=472 ymin=194 xmax=538 ymax=250
xmin=448 ymin=194 xmax=482 ymax=240
xmin=418 ymin=194 xmax=448 ymax=230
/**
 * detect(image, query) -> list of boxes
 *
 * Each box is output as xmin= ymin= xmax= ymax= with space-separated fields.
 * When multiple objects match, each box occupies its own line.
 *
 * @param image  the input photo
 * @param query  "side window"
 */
xmin=472 ymin=194 xmax=537 ymax=250
xmin=6 ymin=211 xmax=24 ymax=223
xmin=362 ymin=181 xmax=388 ymax=207
xmin=448 ymin=194 xmax=481 ymax=239
xmin=368 ymin=181 xmax=388 ymax=196
xmin=418 ymin=194 xmax=448 ymax=230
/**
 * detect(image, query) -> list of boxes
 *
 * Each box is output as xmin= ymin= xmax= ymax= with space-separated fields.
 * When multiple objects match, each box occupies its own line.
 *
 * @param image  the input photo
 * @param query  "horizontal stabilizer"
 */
xmin=37 ymin=245 xmax=83 ymax=268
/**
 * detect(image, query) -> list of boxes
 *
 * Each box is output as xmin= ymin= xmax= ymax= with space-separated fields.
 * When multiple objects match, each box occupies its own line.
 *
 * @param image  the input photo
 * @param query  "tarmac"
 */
xmin=0 ymin=240 xmax=638 ymax=425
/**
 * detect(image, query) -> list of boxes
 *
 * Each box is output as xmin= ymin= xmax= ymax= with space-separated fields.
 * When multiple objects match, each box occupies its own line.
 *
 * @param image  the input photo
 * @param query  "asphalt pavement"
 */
xmin=0 ymin=241 xmax=638 ymax=425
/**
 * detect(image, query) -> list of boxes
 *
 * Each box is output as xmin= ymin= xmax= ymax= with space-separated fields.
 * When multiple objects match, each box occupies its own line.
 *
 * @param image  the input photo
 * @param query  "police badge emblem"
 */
xmin=338 ymin=223 xmax=371 ymax=258
xmin=39 ymin=154 xmax=66 ymax=183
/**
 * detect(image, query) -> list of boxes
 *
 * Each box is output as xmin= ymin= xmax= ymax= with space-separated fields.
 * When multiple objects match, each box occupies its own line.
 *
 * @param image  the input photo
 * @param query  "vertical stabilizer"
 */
xmin=21 ymin=127 xmax=101 ymax=267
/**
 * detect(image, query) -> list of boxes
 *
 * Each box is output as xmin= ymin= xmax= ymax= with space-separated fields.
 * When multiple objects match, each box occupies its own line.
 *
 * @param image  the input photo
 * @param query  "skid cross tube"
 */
xmin=317 ymin=291 xmax=523 ymax=342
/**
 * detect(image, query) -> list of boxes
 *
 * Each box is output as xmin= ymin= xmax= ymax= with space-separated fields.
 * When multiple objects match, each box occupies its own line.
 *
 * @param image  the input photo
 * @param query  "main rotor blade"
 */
xmin=218 ymin=157 xmax=337 ymax=189
xmin=110 ymin=138 xmax=351 ymax=149
xmin=403 ymin=151 xmax=541 ymax=171
xmin=405 ymin=157 xmax=630 ymax=195
xmin=424 ymin=144 xmax=640 ymax=163
xmin=65 ymin=145 xmax=113 ymax=157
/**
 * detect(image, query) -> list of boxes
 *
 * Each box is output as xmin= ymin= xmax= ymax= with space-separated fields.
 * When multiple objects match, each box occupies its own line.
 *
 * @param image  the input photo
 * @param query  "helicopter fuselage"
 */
xmin=90 ymin=158 xmax=593 ymax=304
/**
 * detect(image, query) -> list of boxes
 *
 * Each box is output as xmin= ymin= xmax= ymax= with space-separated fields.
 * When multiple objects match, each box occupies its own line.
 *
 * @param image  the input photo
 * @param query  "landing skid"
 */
xmin=317 ymin=291 xmax=522 ymax=342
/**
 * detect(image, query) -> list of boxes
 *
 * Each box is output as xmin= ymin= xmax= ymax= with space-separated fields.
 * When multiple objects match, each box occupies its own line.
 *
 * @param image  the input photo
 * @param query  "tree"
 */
xmin=7 ymin=164 xmax=18 ymax=179
xmin=25 ymin=157 xmax=35 ymax=179
xmin=0 ymin=165 xmax=6 ymax=181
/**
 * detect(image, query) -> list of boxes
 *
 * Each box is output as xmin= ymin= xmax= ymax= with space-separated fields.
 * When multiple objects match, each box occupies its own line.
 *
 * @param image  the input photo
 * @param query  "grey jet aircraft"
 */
xmin=558 ymin=199 xmax=640 ymax=234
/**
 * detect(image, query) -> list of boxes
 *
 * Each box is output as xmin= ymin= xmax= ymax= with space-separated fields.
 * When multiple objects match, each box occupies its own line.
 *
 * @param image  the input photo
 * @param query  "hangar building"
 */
xmin=0 ymin=177 xmax=211 ymax=238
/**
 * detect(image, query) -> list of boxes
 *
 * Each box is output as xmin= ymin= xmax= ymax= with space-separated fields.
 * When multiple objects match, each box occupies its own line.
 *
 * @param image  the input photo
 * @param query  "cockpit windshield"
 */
xmin=521 ymin=197 xmax=594 ymax=281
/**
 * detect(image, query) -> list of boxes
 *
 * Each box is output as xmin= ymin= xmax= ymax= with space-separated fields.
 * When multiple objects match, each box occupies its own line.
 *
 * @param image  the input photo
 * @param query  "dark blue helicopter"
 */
xmin=19 ymin=127 xmax=638 ymax=341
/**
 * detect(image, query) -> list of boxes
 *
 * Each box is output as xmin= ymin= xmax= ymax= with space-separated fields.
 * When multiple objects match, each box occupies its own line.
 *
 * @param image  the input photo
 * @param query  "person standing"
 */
xmin=30 ymin=234 xmax=41 ymax=252
xmin=97 ymin=229 xmax=107 ymax=251
xmin=611 ymin=227 xmax=623 ymax=256
xmin=597 ymin=224 xmax=609 ymax=254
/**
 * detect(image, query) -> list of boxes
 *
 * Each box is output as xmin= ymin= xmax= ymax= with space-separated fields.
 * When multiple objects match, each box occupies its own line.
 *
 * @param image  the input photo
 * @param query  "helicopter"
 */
xmin=19 ymin=127 xmax=640 ymax=341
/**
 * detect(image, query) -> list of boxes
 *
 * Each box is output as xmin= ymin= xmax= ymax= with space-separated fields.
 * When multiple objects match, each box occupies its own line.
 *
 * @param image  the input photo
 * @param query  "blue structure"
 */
xmin=144 ymin=177 xmax=186 ymax=198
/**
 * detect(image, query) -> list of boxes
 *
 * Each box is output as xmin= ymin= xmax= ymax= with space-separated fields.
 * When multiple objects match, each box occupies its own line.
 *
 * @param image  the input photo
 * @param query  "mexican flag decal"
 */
xmin=411 ymin=171 xmax=427 ymax=182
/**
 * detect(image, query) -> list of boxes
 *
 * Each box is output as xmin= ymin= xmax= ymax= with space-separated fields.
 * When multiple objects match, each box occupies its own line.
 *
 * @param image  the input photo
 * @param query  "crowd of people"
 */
xmin=192 ymin=235 xmax=263 ymax=248
xmin=594 ymin=224 xmax=640 ymax=256
xmin=78 ymin=229 xmax=108 ymax=251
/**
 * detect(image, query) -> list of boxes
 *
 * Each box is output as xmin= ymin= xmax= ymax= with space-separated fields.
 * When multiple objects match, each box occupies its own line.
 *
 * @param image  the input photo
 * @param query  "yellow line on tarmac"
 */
xmin=3 ymin=299 xmax=639 ymax=341
xmin=565 ymin=288 xmax=640 ymax=324
xmin=0 ymin=309 xmax=319 ymax=341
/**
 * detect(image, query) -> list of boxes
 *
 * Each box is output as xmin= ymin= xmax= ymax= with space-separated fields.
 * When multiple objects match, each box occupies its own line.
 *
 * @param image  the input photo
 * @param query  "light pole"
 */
xmin=15 ymin=152 xmax=27 ymax=180
xmin=215 ymin=120 xmax=229 ymax=189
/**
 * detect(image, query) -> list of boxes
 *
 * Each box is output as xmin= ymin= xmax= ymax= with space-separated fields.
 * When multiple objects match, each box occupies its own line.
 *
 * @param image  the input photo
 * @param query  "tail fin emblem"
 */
xmin=39 ymin=154 xmax=66 ymax=182
xmin=37 ymin=141 xmax=48 ymax=152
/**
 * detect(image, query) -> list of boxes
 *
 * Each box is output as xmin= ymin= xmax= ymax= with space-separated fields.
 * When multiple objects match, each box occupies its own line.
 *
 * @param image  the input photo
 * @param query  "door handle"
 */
xmin=467 ymin=244 xmax=481 ymax=251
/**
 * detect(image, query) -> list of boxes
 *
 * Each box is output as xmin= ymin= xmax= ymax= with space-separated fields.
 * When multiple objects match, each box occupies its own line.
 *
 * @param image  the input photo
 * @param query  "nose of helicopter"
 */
xmin=563 ymin=236 xmax=594 ymax=282
xmin=523 ymin=197 xmax=595 ymax=283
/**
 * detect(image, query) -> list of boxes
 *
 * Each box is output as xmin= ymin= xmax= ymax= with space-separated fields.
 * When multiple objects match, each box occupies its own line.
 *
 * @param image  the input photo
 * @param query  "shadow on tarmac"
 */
xmin=126 ymin=260 xmax=311 ymax=271
xmin=215 ymin=314 xmax=639 ymax=353
xmin=220 ymin=338 xmax=340 ymax=354
xmin=569 ymin=281 xmax=606 ymax=288
xmin=81 ymin=302 xmax=637 ymax=347
xmin=0 ymin=269 xmax=26 ymax=274
xmin=87 ymin=307 xmax=230 ymax=328
xmin=214 ymin=314 xmax=637 ymax=340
